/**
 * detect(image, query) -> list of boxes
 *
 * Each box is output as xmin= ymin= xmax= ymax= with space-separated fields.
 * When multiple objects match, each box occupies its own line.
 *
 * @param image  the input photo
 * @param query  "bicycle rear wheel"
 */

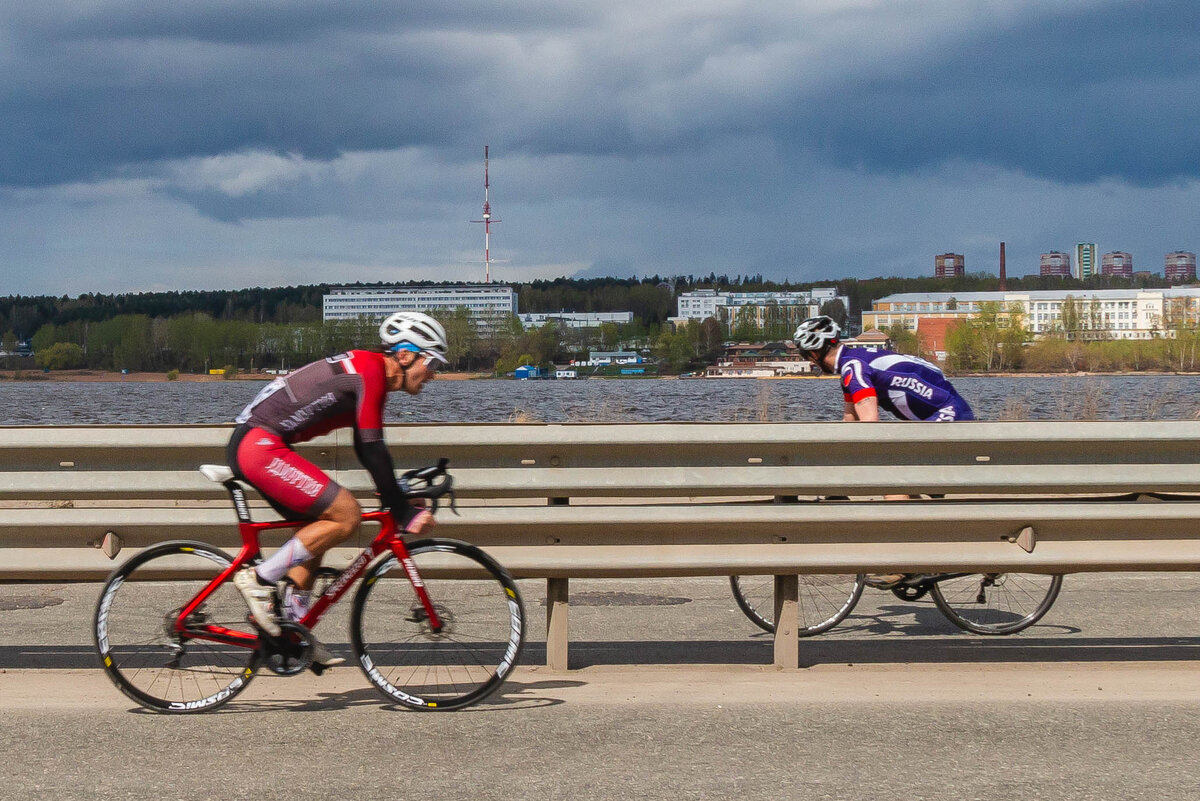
xmin=931 ymin=573 xmax=1063 ymax=635
xmin=351 ymin=538 xmax=525 ymax=710
xmin=94 ymin=541 xmax=259 ymax=712
xmin=729 ymin=574 xmax=865 ymax=636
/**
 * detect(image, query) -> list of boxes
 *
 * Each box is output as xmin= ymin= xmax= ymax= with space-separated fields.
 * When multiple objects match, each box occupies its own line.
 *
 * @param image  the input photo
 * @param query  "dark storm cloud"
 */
xmin=4 ymin=0 xmax=1200 ymax=295
xmin=6 ymin=0 xmax=1198 ymax=195
xmin=0 ymin=1 xmax=584 ymax=185
xmin=792 ymin=2 xmax=1200 ymax=184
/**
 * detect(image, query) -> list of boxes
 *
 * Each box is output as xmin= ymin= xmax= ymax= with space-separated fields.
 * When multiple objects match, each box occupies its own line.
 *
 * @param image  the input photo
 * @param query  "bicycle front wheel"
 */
xmin=93 ymin=541 xmax=259 ymax=712
xmin=931 ymin=573 xmax=1063 ymax=635
xmin=729 ymin=574 xmax=865 ymax=636
xmin=351 ymin=539 xmax=525 ymax=710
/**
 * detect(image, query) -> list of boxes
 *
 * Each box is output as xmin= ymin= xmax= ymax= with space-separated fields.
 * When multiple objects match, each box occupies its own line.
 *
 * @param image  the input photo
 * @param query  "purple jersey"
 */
xmin=837 ymin=346 xmax=973 ymax=422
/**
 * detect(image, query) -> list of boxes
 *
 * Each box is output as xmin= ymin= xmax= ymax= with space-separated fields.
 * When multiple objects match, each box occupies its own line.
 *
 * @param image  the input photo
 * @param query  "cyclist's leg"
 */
xmin=874 ymin=406 xmax=967 ymax=577
xmin=229 ymin=429 xmax=357 ymax=592
xmin=286 ymin=489 xmax=360 ymax=590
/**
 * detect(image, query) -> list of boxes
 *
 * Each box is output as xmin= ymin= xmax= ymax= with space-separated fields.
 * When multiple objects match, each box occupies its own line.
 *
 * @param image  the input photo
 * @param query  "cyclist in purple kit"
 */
xmin=793 ymin=315 xmax=974 ymax=424
xmin=792 ymin=315 xmax=974 ymax=586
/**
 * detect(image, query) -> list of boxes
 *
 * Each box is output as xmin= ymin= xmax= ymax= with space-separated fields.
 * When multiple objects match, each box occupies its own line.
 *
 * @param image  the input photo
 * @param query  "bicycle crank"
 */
xmin=259 ymin=621 xmax=314 ymax=676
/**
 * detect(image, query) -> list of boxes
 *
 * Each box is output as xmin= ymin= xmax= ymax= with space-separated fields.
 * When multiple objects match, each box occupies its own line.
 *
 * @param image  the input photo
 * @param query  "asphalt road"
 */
xmin=3 ymin=573 xmax=1199 ymax=800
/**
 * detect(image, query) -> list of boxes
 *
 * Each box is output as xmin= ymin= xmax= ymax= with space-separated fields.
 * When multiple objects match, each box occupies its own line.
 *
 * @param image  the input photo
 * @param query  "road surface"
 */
xmin=3 ymin=573 xmax=1199 ymax=800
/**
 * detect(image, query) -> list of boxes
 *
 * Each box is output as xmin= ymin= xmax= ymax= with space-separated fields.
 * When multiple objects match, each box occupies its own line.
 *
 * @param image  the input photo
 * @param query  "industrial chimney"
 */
xmin=999 ymin=241 xmax=1007 ymax=291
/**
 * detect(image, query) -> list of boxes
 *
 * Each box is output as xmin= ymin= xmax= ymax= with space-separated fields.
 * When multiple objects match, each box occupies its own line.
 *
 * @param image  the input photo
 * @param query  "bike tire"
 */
xmin=94 ymin=540 xmax=259 ymax=713
xmin=930 ymin=573 xmax=1063 ymax=635
xmin=729 ymin=574 xmax=866 ymax=636
xmin=351 ymin=538 xmax=525 ymax=710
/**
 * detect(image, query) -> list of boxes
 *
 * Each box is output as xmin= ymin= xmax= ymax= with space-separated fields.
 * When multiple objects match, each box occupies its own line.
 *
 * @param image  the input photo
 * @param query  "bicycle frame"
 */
xmin=171 ymin=479 xmax=441 ymax=650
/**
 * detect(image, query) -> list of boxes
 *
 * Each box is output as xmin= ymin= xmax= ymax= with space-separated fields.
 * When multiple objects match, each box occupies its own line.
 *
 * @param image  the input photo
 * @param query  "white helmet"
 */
xmin=379 ymin=311 xmax=448 ymax=362
xmin=793 ymin=315 xmax=841 ymax=355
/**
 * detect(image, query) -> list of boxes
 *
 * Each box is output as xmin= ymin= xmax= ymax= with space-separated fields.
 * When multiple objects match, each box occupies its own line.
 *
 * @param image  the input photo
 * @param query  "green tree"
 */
xmin=35 ymin=342 xmax=85 ymax=370
xmin=696 ymin=318 xmax=724 ymax=365
xmin=819 ymin=298 xmax=848 ymax=328
xmin=945 ymin=320 xmax=985 ymax=372
xmin=1060 ymin=296 xmax=1081 ymax=340
xmin=1 ymin=329 xmax=17 ymax=368
xmin=436 ymin=307 xmax=480 ymax=371
xmin=883 ymin=323 xmax=920 ymax=356
xmin=729 ymin=306 xmax=760 ymax=341
xmin=650 ymin=323 xmax=708 ymax=374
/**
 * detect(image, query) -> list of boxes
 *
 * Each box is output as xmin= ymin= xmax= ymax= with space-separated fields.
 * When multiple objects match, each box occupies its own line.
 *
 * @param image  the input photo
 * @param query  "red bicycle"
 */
xmin=93 ymin=459 xmax=525 ymax=713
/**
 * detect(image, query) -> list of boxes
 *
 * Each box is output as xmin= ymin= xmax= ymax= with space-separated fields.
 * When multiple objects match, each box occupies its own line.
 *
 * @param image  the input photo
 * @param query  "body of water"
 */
xmin=0 ymin=374 xmax=1197 ymax=425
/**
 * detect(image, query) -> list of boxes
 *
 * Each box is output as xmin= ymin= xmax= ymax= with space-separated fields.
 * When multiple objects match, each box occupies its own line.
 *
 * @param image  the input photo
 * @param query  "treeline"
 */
xmin=23 ymin=309 xmax=651 ymax=374
xmin=2 ymin=272 xmax=1183 ymax=375
xmin=1 ymin=278 xmax=678 ymax=340
xmin=1 ymin=272 xmax=1171 ymax=340
xmin=30 ymin=315 xmax=381 ymax=373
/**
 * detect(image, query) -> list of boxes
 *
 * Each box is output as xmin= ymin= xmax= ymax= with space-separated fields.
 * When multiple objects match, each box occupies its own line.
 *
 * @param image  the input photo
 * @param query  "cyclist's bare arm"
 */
xmin=845 ymin=397 xmax=881 ymax=422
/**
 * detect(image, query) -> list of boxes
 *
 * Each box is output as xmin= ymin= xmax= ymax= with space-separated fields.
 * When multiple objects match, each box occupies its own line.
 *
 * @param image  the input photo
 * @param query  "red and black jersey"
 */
xmin=234 ymin=350 xmax=410 ymax=514
xmin=236 ymin=350 xmax=390 ymax=444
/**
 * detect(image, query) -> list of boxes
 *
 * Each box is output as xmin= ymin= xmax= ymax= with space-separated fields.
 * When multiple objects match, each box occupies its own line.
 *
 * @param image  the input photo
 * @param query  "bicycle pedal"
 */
xmin=309 ymin=663 xmax=326 ymax=677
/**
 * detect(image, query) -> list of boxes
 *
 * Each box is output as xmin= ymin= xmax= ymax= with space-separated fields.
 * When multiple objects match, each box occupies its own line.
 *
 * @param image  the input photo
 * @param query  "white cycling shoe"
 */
xmin=234 ymin=566 xmax=282 ymax=637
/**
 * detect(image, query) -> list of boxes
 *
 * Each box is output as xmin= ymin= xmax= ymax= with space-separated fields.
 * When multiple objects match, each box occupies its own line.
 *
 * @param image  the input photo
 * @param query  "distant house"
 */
xmin=706 ymin=340 xmax=814 ymax=377
xmin=583 ymin=350 xmax=642 ymax=366
xmin=555 ymin=368 xmax=578 ymax=379
xmin=514 ymin=365 xmax=546 ymax=380
xmin=842 ymin=328 xmax=891 ymax=348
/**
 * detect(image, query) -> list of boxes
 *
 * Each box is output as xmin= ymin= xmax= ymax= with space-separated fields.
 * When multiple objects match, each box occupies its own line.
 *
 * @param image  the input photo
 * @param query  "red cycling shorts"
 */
xmin=228 ymin=426 xmax=341 ymax=519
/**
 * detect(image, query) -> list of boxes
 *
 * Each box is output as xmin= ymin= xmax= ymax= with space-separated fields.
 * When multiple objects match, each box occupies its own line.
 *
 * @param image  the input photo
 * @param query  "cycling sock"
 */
xmin=255 ymin=537 xmax=314 ymax=584
xmin=281 ymin=585 xmax=311 ymax=622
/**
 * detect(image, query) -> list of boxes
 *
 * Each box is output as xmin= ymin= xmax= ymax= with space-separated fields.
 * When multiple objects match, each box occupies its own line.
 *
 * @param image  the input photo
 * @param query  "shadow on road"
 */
xmin=7 ymin=634 xmax=1200 ymax=671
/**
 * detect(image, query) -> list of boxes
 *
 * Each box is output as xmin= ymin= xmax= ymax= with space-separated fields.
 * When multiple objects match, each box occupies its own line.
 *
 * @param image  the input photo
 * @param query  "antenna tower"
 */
xmin=470 ymin=146 xmax=500 ymax=283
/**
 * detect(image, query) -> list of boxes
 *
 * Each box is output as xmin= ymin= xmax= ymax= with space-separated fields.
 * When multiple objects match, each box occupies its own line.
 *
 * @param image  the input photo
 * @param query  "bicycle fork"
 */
xmin=393 ymin=545 xmax=444 ymax=634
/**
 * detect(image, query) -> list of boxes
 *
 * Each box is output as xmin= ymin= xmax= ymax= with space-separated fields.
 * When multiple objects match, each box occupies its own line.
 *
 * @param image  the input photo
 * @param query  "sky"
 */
xmin=3 ymin=0 xmax=1199 ymax=296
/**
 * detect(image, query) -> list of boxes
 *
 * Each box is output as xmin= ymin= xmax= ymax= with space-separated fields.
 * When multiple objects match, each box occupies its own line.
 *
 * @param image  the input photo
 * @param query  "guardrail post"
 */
xmin=773 ymin=574 xmax=799 ymax=669
xmin=546 ymin=577 xmax=570 ymax=670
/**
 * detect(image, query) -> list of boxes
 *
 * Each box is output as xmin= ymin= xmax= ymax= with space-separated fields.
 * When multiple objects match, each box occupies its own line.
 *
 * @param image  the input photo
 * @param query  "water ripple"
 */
xmin=0 ymin=375 xmax=1197 ymax=425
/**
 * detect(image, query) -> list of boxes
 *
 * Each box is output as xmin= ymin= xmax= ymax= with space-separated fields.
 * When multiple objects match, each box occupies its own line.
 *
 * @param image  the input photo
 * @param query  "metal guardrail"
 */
xmin=3 ymin=421 xmax=1200 ymax=668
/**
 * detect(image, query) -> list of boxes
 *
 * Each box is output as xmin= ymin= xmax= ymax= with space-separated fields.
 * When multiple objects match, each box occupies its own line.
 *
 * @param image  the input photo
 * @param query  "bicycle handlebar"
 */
xmin=397 ymin=457 xmax=457 ymax=515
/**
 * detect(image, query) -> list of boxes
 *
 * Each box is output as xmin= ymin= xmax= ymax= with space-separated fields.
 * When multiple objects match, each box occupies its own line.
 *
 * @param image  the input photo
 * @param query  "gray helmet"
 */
xmin=793 ymin=315 xmax=841 ymax=355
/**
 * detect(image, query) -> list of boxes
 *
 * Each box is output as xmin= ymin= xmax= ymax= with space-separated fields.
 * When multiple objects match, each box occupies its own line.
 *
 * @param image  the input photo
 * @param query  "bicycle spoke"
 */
xmin=931 ymin=573 xmax=1063 ymax=635
xmin=352 ymin=540 xmax=525 ymax=710
xmin=730 ymin=574 xmax=864 ymax=636
xmin=94 ymin=542 xmax=259 ymax=712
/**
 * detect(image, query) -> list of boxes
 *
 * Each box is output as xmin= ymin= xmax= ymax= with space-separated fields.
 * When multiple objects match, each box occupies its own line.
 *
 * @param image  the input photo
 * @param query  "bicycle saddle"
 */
xmin=199 ymin=464 xmax=235 ymax=483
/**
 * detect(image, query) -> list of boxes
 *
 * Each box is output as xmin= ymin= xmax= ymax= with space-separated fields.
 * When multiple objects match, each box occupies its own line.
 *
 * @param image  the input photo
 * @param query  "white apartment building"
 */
xmin=518 ymin=311 xmax=634 ymax=329
xmin=674 ymin=287 xmax=848 ymax=329
xmin=864 ymin=288 xmax=1200 ymax=340
xmin=322 ymin=284 xmax=518 ymax=332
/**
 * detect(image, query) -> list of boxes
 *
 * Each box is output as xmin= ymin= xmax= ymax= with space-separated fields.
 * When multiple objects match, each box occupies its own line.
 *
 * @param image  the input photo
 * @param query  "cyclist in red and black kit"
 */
xmin=231 ymin=311 xmax=448 ymax=666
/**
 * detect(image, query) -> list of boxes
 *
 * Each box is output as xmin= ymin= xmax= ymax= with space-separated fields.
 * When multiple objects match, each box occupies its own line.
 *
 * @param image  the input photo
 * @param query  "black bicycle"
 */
xmin=731 ymin=571 xmax=1062 ymax=636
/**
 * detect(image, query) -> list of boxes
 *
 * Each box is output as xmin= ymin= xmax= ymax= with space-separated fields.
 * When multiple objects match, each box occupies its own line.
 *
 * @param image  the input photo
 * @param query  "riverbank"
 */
xmin=0 ymin=370 xmax=489 ymax=382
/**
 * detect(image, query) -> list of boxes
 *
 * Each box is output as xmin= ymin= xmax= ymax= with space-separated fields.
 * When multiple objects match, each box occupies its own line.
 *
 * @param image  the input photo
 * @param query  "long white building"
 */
xmin=864 ymin=288 xmax=1200 ymax=340
xmin=518 ymin=311 xmax=634 ymax=329
xmin=673 ymin=287 xmax=849 ymax=330
xmin=323 ymin=285 xmax=518 ymax=333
